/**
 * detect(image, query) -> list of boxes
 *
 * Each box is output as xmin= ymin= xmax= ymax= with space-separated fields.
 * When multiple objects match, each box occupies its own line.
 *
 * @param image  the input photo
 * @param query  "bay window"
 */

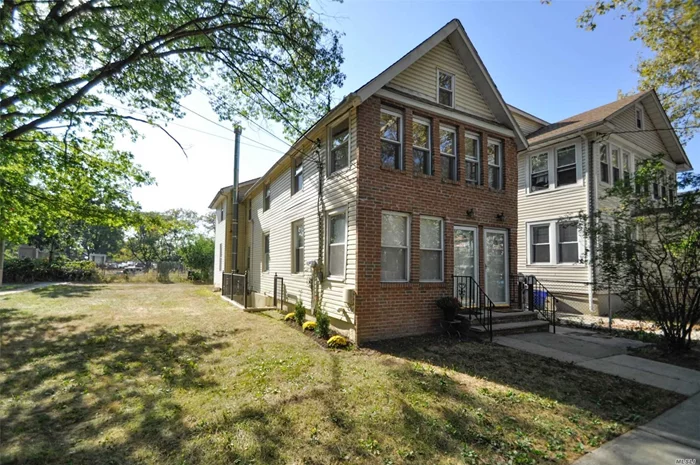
xmin=465 ymin=131 xmax=481 ymax=184
xmin=380 ymin=109 xmax=402 ymax=169
xmin=412 ymin=118 xmax=431 ymax=175
xmin=440 ymin=126 xmax=457 ymax=181
xmin=420 ymin=217 xmax=443 ymax=281
xmin=381 ymin=212 xmax=410 ymax=282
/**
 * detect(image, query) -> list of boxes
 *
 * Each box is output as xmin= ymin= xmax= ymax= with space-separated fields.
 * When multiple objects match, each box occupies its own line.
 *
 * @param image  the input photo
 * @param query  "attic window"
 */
xmin=635 ymin=104 xmax=645 ymax=130
xmin=437 ymin=70 xmax=454 ymax=107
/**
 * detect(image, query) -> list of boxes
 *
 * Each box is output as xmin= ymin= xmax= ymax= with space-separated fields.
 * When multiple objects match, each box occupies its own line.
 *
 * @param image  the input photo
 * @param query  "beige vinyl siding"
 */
xmin=388 ymin=40 xmax=495 ymax=121
xmin=517 ymin=137 xmax=591 ymax=284
xmin=512 ymin=112 xmax=544 ymax=136
xmin=246 ymin=108 xmax=358 ymax=324
xmin=610 ymin=103 xmax=665 ymax=156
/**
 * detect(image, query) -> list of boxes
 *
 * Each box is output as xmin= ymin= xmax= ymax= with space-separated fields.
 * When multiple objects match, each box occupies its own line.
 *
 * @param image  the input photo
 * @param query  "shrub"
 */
xmin=436 ymin=296 xmax=461 ymax=321
xmin=294 ymin=300 xmax=306 ymax=326
xmin=315 ymin=309 xmax=331 ymax=339
xmin=327 ymin=335 xmax=348 ymax=349
xmin=2 ymin=258 xmax=98 ymax=283
xmin=283 ymin=312 xmax=296 ymax=322
xmin=302 ymin=321 xmax=316 ymax=331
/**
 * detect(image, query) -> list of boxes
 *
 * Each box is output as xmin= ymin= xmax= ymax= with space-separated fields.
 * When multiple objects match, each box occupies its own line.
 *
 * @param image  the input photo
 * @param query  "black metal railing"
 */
xmin=454 ymin=275 xmax=494 ymax=341
xmin=273 ymin=273 xmax=284 ymax=311
xmin=511 ymin=274 xmax=556 ymax=333
xmin=221 ymin=272 xmax=248 ymax=308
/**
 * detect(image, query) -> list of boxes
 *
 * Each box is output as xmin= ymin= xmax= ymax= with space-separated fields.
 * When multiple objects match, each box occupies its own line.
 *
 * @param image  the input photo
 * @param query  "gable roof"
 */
xmin=355 ymin=19 xmax=528 ymax=150
xmin=506 ymin=104 xmax=549 ymax=126
xmin=208 ymin=178 xmax=259 ymax=209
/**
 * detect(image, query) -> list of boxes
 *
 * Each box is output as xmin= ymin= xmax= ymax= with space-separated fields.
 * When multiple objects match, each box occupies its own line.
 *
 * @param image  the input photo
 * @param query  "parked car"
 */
xmin=122 ymin=266 xmax=145 ymax=274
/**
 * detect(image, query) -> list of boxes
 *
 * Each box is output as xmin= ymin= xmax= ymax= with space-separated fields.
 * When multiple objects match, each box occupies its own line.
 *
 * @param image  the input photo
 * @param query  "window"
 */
xmin=219 ymin=243 xmax=223 ymax=271
xmin=380 ymin=109 xmax=402 ymax=169
xmin=437 ymin=70 xmax=454 ymax=107
xmin=530 ymin=152 xmax=549 ymax=192
xmin=600 ymin=144 xmax=610 ymax=184
xmin=263 ymin=184 xmax=271 ymax=211
xmin=381 ymin=212 xmax=409 ymax=282
xmin=487 ymin=139 xmax=503 ymax=190
xmin=412 ymin=118 xmax=431 ymax=175
xmin=653 ymin=176 xmax=660 ymax=199
xmin=530 ymin=225 xmax=550 ymax=264
xmin=329 ymin=118 xmax=349 ymax=174
xmin=263 ymin=233 xmax=270 ymax=272
xmin=623 ymin=151 xmax=632 ymax=186
xmin=247 ymin=200 xmax=252 ymax=220
xmin=611 ymin=145 xmax=621 ymax=183
xmin=219 ymin=205 xmax=224 ymax=222
xmin=556 ymin=145 xmax=576 ymax=187
xmin=327 ymin=211 xmax=346 ymax=278
xmin=635 ymin=104 xmax=645 ymax=130
xmin=465 ymin=132 xmax=481 ymax=184
xmin=292 ymin=221 xmax=304 ymax=274
xmin=246 ymin=246 xmax=251 ymax=271
xmin=439 ymin=126 xmax=457 ymax=181
xmin=661 ymin=174 xmax=667 ymax=200
xmin=292 ymin=157 xmax=303 ymax=195
xmin=420 ymin=217 xmax=443 ymax=281
xmin=558 ymin=222 xmax=579 ymax=263
xmin=635 ymin=159 xmax=643 ymax=195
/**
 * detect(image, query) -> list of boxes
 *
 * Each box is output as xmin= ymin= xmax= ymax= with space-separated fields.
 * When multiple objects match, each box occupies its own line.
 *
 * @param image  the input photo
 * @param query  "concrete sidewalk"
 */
xmin=0 ymin=282 xmax=67 ymax=297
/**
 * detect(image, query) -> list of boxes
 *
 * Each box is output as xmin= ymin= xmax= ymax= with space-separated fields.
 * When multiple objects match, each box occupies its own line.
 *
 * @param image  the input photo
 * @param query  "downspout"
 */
xmin=586 ymin=135 xmax=596 ymax=313
xmin=231 ymin=127 xmax=241 ymax=273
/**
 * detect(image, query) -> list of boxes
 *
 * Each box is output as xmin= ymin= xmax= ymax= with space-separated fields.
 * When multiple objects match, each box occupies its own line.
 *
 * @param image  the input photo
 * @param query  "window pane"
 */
xmin=381 ymin=140 xmax=400 ymax=169
xmin=465 ymin=136 xmax=479 ymax=160
xmin=381 ymin=248 xmax=407 ymax=281
xmin=295 ymin=248 xmax=304 ymax=273
xmin=382 ymin=214 xmax=407 ymax=247
xmin=466 ymin=160 xmax=479 ymax=183
xmin=557 ymin=166 xmax=576 ymax=186
xmin=557 ymin=146 xmax=575 ymax=167
xmin=412 ymin=122 xmax=429 ymax=149
xmin=438 ymin=72 xmax=453 ymax=90
xmin=559 ymin=243 xmax=578 ymax=263
xmin=332 ymin=120 xmax=349 ymax=148
xmin=330 ymin=214 xmax=345 ymax=244
xmin=296 ymin=225 xmax=304 ymax=247
xmin=420 ymin=250 xmax=442 ymax=281
xmin=442 ymin=155 xmax=455 ymax=181
xmin=413 ymin=148 xmax=428 ymax=175
xmin=488 ymin=142 xmax=501 ymax=166
xmin=532 ymin=153 xmax=548 ymax=173
xmin=332 ymin=144 xmax=348 ymax=171
xmin=558 ymin=222 xmax=578 ymax=243
xmin=439 ymin=129 xmax=454 ymax=154
xmin=532 ymin=244 xmax=550 ymax=263
xmin=420 ymin=218 xmax=441 ymax=249
xmin=264 ymin=234 xmax=270 ymax=252
xmin=329 ymin=245 xmax=345 ymax=276
xmin=532 ymin=225 xmax=549 ymax=244
xmin=380 ymin=112 xmax=400 ymax=142
xmin=612 ymin=147 xmax=620 ymax=167
xmin=489 ymin=166 xmax=500 ymax=189
xmin=531 ymin=171 xmax=549 ymax=191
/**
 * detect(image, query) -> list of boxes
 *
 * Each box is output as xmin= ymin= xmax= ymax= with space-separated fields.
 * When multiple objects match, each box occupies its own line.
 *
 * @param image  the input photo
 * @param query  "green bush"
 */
xmin=294 ymin=300 xmax=306 ymax=326
xmin=2 ymin=258 xmax=98 ymax=283
xmin=315 ymin=309 xmax=331 ymax=339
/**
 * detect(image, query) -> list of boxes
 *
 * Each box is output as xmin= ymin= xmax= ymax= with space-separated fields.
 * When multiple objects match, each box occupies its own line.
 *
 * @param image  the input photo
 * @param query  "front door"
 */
xmin=453 ymin=226 xmax=478 ymax=305
xmin=484 ymin=229 xmax=509 ymax=305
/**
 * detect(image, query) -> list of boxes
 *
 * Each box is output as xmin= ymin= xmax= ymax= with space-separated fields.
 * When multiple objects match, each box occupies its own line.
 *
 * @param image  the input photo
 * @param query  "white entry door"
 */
xmin=484 ymin=229 xmax=509 ymax=305
xmin=453 ymin=226 xmax=478 ymax=305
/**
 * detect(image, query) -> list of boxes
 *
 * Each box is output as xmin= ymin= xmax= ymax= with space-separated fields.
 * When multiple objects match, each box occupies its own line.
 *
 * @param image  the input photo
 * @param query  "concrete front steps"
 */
xmin=458 ymin=310 xmax=550 ymax=338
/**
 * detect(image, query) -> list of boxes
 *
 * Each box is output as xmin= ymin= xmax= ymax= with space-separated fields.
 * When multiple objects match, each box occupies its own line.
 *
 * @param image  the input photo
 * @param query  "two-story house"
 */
xmin=210 ymin=19 xmax=528 ymax=343
xmin=515 ymin=90 xmax=692 ymax=315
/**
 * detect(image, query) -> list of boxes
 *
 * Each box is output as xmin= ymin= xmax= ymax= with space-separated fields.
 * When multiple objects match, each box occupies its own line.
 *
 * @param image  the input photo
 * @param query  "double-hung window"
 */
xmin=557 ymin=222 xmax=579 ymax=264
xmin=412 ymin=118 xmax=431 ymax=175
xmin=635 ymin=104 xmax=645 ymax=130
xmin=611 ymin=145 xmax=621 ymax=183
xmin=327 ymin=211 xmax=346 ymax=279
xmin=439 ymin=126 xmax=457 ymax=181
xmin=219 ymin=205 xmax=224 ymax=222
xmin=380 ymin=109 xmax=402 ymax=169
xmin=292 ymin=157 xmax=303 ymax=194
xmin=263 ymin=233 xmax=270 ymax=272
xmin=465 ymin=131 xmax=481 ymax=184
xmin=420 ymin=217 xmax=443 ymax=281
xmin=600 ymin=144 xmax=610 ymax=184
xmin=263 ymin=184 xmax=271 ymax=211
xmin=556 ymin=145 xmax=576 ymax=187
xmin=623 ymin=151 xmax=631 ymax=187
xmin=530 ymin=152 xmax=549 ymax=192
xmin=530 ymin=225 xmax=550 ymax=264
xmin=487 ymin=139 xmax=503 ymax=190
xmin=381 ymin=212 xmax=409 ymax=282
xmin=292 ymin=221 xmax=304 ymax=274
xmin=437 ymin=70 xmax=454 ymax=107
xmin=329 ymin=118 xmax=349 ymax=174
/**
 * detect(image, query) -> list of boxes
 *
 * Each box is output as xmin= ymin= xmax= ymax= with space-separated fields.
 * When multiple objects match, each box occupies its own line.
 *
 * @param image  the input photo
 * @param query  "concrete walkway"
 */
xmin=0 ymin=282 xmax=66 ymax=297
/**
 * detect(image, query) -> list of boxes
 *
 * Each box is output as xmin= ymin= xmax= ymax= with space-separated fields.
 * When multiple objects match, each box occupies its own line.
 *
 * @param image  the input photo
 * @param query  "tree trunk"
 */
xmin=0 ymin=238 xmax=5 ymax=287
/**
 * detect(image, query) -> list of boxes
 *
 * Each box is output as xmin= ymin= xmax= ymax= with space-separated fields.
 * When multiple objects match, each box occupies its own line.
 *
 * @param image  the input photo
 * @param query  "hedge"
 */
xmin=2 ymin=258 xmax=99 ymax=283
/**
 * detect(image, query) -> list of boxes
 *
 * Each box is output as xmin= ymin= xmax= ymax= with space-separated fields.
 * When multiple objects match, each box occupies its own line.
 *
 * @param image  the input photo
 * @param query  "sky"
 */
xmin=117 ymin=0 xmax=700 ymax=215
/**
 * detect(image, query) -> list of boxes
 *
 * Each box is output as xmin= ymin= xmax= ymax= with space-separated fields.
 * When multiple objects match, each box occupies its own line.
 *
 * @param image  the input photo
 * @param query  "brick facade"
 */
xmin=355 ymin=96 xmax=519 ymax=343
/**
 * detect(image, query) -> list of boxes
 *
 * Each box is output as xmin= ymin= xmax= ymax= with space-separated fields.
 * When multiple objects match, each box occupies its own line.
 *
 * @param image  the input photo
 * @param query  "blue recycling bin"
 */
xmin=533 ymin=290 xmax=547 ymax=310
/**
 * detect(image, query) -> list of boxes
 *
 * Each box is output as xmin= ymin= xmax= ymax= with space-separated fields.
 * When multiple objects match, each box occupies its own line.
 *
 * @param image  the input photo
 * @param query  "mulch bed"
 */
xmin=628 ymin=344 xmax=700 ymax=371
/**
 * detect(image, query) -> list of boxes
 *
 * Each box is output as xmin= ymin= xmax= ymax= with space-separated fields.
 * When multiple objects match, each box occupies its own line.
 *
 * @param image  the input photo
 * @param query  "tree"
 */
xmin=179 ymin=235 xmax=215 ymax=282
xmin=577 ymin=156 xmax=700 ymax=352
xmin=123 ymin=209 xmax=197 ymax=268
xmin=553 ymin=0 xmax=700 ymax=142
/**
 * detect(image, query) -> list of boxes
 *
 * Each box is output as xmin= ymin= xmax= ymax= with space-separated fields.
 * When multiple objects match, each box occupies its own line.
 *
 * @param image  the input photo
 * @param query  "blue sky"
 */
xmin=119 ymin=0 xmax=698 ymax=214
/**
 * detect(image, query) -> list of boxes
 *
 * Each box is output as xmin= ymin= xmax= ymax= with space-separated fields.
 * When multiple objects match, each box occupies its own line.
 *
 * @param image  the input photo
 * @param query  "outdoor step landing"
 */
xmin=471 ymin=319 xmax=550 ymax=336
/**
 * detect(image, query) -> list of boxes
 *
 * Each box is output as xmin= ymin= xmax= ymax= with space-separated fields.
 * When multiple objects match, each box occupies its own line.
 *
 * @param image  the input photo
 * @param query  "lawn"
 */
xmin=0 ymin=284 xmax=684 ymax=465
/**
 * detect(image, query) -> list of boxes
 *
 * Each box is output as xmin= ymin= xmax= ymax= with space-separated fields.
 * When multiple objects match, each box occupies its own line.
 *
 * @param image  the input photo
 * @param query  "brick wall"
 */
xmin=355 ymin=96 xmax=519 ymax=343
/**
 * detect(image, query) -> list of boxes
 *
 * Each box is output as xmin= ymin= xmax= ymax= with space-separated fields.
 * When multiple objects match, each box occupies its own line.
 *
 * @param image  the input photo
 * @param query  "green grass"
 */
xmin=0 ymin=283 xmax=31 ymax=292
xmin=0 ymin=284 xmax=684 ymax=464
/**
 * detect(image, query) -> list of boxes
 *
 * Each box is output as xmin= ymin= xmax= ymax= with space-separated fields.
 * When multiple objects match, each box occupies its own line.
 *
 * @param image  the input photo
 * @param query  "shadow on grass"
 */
xmin=30 ymin=284 xmax=105 ymax=299
xmin=0 ymin=306 xmax=234 ymax=465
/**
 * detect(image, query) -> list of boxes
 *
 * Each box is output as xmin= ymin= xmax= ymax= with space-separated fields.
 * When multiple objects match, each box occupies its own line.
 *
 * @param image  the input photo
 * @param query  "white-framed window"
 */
xmin=557 ymin=222 xmax=579 ymax=264
xmin=439 ymin=126 xmax=457 ymax=181
xmin=381 ymin=211 xmax=410 ymax=282
xmin=263 ymin=184 xmax=271 ymax=211
xmin=327 ymin=210 xmax=346 ymax=279
xmin=437 ymin=70 xmax=454 ymax=107
xmin=219 ymin=243 xmax=223 ymax=271
xmin=420 ymin=216 xmax=444 ymax=282
xmin=465 ymin=131 xmax=481 ymax=185
xmin=412 ymin=117 xmax=431 ymax=175
xmin=380 ymin=108 xmax=403 ymax=170
xmin=292 ymin=220 xmax=304 ymax=274
xmin=611 ymin=145 xmax=621 ymax=183
xmin=530 ymin=152 xmax=549 ymax=192
xmin=487 ymin=138 xmax=503 ymax=190
xmin=556 ymin=145 xmax=576 ymax=187
xmin=219 ymin=204 xmax=224 ymax=222
xmin=329 ymin=118 xmax=349 ymax=174
xmin=262 ymin=232 xmax=270 ymax=272
xmin=635 ymin=104 xmax=645 ymax=130
xmin=292 ymin=157 xmax=303 ymax=195
xmin=530 ymin=224 xmax=550 ymax=264
xmin=622 ymin=151 xmax=632 ymax=186
xmin=528 ymin=220 xmax=582 ymax=265
xmin=600 ymin=143 xmax=610 ymax=184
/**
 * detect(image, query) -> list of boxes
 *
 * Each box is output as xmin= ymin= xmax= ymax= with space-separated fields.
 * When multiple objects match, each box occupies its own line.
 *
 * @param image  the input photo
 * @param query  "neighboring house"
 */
xmin=514 ymin=90 xmax=692 ymax=315
xmin=211 ymin=19 xmax=528 ymax=343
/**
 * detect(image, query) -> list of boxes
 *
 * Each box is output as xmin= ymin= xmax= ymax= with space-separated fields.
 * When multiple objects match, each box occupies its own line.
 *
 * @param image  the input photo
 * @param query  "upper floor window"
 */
xmin=622 ymin=151 xmax=632 ymax=186
xmin=381 ymin=212 xmax=410 ymax=282
xmin=437 ymin=70 xmax=454 ymax=107
xmin=327 ymin=211 xmax=346 ymax=279
xmin=292 ymin=157 xmax=303 ymax=195
xmin=263 ymin=184 xmax=271 ymax=211
xmin=412 ymin=118 xmax=431 ymax=175
xmin=292 ymin=220 xmax=304 ymax=274
xmin=219 ymin=204 xmax=224 ymax=222
xmin=380 ymin=109 xmax=402 ymax=170
xmin=600 ymin=144 xmax=610 ymax=184
xmin=635 ymin=104 xmax=645 ymax=130
xmin=487 ymin=139 xmax=503 ymax=190
xmin=420 ymin=217 xmax=444 ymax=282
xmin=556 ymin=145 xmax=576 ymax=187
xmin=329 ymin=118 xmax=349 ymax=174
xmin=652 ymin=175 xmax=660 ymax=199
xmin=465 ymin=132 xmax=481 ymax=185
xmin=530 ymin=152 xmax=549 ymax=192
xmin=439 ymin=126 xmax=457 ymax=181
xmin=660 ymin=174 xmax=667 ymax=200
xmin=611 ymin=145 xmax=621 ymax=183
xmin=263 ymin=232 xmax=270 ymax=272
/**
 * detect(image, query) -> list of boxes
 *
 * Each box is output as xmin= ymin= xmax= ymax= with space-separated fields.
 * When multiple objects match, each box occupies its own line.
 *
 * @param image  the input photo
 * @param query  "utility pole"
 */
xmin=231 ymin=126 xmax=241 ymax=273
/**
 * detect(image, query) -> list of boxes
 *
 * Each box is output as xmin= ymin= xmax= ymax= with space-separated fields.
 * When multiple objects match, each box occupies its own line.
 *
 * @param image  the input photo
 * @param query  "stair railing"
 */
xmin=453 ymin=275 xmax=494 ymax=342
